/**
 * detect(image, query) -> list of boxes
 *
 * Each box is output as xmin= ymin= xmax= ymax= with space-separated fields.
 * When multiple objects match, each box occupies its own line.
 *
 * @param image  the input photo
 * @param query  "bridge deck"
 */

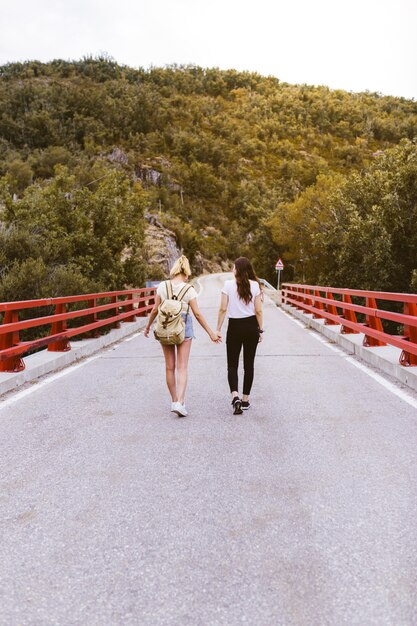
xmin=1 ymin=274 xmax=417 ymax=625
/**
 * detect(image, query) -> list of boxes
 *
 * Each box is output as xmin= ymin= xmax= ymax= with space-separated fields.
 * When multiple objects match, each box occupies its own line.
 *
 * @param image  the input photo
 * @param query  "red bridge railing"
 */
xmin=0 ymin=288 xmax=156 ymax=373
xmin=282 ymin=283 xmax=417 ymax=366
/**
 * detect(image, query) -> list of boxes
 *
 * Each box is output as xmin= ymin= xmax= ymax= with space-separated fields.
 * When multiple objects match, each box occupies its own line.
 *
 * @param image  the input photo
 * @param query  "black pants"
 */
xmin=226 ymin=316 xmax=259 ymax=396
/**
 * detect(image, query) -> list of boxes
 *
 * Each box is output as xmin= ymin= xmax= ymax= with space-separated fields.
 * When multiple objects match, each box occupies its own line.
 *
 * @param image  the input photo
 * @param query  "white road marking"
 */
xmin=280 ymin=308 xmax=417 ymax=410
xmin=342 ymin=356 xmax=417 ymax=409
xmin=0 ymin=355 xmax=101 ymax=411
xmin=292 ymin=318 xmax=306 ymax=328
xmin=308 ymin=331 xmax=346 ymax=355
xmin=123 ymin=330 xmax=143 ymax=342
xmin=4 ymin=297 xmax=416 ymax=411
xmin=0 ymin=330 xmax=143 ymax=411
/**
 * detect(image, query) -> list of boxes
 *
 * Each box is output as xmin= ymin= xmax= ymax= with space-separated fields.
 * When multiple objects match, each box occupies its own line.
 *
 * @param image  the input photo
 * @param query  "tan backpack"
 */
xmin=153 ymin=281 xmax=192 ymax=345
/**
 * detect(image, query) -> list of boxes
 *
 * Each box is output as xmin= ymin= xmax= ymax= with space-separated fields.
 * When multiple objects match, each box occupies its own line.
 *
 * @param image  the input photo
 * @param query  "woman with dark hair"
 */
xmin=217 ymin=257 xmax=263 ymax=414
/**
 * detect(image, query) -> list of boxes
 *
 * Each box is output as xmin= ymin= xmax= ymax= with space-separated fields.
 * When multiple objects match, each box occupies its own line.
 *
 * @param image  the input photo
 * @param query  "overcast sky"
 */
xmin=0 ymin=0 xmax=416 ymax=99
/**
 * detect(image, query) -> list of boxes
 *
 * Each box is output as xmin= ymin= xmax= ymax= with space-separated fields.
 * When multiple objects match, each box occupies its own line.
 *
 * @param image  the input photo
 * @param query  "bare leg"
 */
xmin=242 ymin=394 xmax=249 ymax=401
xmin=162 ymin=344 xmax=177 ymax=401
xmin=176 ymin=339 xmax=192 ymax=403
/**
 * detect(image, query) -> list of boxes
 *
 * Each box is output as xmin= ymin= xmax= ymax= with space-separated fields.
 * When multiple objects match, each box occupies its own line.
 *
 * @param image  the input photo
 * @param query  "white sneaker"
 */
xmin=171 ymin=402 xmax=176 ymax=412
xmin=173 ymin=402 xmax=188 ymax=417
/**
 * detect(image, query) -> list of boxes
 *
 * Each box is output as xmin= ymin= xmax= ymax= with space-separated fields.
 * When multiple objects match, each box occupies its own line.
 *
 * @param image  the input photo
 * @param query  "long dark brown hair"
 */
xmin=234 ymin=257 xmax=261 ymax=304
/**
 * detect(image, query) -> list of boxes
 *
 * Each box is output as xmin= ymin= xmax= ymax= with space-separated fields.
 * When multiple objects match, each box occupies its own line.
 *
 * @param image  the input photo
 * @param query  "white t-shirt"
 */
xmin=221 ymin=279 xmax=261 ymax=318
xmin=156 ymin=280 xmax=198 ymax=313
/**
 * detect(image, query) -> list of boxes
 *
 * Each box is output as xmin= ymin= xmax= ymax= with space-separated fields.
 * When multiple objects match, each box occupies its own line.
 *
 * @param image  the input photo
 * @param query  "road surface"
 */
xmin=1 ymin=273 xmax=417 ymax=625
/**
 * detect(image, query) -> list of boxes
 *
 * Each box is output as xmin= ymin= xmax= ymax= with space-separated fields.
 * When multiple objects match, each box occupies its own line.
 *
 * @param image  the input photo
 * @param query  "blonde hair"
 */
xmin=170 ymin=255 xmax=191 ymax=278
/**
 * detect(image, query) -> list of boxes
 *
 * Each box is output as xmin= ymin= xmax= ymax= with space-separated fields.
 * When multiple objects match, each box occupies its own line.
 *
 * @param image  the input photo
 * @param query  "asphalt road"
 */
xmin=1 ymin=273 xmax=417 ymax=626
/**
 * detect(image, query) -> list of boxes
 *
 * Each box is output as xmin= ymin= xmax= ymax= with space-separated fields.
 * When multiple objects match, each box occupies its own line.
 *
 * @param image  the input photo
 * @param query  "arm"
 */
xmin=143 ymin=294 xmax=161 ymax=338
xmin=254 ymin=293 xmax=263 ymax=342
xmin=217 ymin=292 xmax=228 ymax=333
xmin=189 ymin=298 xmax=221 ymax=342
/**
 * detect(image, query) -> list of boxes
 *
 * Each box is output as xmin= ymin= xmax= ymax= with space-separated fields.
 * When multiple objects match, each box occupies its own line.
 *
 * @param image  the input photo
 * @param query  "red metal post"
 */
xmin=298 ymin=287 xmax=307 ymax=312
xmin=399 ymin=302 xmax=417 ymax=366
xmin=341 ymin=294 xmax=360 ymax=334
xmin=111 ymin=295 xmax=121 ymax=328
xmin=87 ymin=299 xmax=100 ymax=338
xmin=137 ymin=290 xmax=150 ymax=317
xmin=291 ymin=287 xmax=298 ymax=307
xmin=300 ymin=288 xmax=308 ymax=310
xmin=124 ymin=292 xmax=136 ymax=322
xmin=300 ymin=287 xmax=307 ymax=308
xmin=363 ymin=297 xmax=386 ymax=347
xmin=312 ymin=290 xmax=325 ymax=319
xmin=0 ymin=310 xmax=25 ymax=372
xmin=48 ymin=303 xmax=71 ymax=352
xmin=325 ymin=292 xmax=339 ymax=325
xmin=293 ymin=286 xmax=300 ymax=307
xmin=296 ymin=287 xmax=307 ymax=311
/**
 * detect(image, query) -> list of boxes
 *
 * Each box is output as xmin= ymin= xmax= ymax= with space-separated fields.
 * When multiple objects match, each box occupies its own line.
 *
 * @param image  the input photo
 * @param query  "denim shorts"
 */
xmin=182 ymin=312 xmax=195 ymax=340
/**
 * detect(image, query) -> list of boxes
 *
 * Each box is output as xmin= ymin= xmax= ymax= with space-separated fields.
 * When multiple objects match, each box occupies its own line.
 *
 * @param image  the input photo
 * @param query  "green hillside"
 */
xmin=1 ymin=57 xmax=416 ymax=299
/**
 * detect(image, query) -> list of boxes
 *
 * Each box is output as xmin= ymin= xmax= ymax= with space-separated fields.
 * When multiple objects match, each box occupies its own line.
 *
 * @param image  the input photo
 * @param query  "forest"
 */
xmin=0 ymin=56 xmax=416 ymax=301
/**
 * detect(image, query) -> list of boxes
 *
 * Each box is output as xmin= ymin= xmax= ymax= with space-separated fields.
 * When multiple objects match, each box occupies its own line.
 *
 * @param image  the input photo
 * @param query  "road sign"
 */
xmin=275 ymin=258 xmax=284 ymax=291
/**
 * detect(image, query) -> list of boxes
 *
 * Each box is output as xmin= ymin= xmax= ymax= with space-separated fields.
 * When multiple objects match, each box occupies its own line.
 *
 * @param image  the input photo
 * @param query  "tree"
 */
xmin=0 ymin=165 xmax=148 ymax=299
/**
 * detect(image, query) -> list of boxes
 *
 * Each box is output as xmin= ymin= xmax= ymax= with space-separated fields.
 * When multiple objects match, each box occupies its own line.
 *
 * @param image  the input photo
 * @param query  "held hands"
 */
xmin=144 ymin=325 xmax=220 ymax=342
xmin=210 ymin=330 xmax=222 ymax=343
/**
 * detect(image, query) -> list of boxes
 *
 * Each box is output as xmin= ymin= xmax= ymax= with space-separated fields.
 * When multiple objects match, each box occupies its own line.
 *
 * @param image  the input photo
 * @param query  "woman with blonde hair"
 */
xmin=217 ymin=257 xmax=263 ymax=414
xmin=144 ymin=255 xmax=220 ymax=417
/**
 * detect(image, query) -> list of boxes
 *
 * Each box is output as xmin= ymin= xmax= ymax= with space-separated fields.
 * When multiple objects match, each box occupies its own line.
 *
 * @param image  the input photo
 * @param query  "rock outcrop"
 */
xmin=143 ymin=214 xmax=231 ymax=279
xmin=144 ymin=213 xmax=181 ymax=279
xmin=193 ymin=253 xmax=231 ymax=275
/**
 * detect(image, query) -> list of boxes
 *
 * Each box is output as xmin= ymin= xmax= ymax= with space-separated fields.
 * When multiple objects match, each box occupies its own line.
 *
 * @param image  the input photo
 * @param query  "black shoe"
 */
xmin=241 ymin=401 xmax=250 ymax=410
xmin=232 ymin=397 xmax=243 ymax=415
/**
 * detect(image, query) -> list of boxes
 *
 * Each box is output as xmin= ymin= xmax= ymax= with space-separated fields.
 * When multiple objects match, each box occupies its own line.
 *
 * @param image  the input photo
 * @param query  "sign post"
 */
xmin=275 ymin=258 xmax=284 ymax=291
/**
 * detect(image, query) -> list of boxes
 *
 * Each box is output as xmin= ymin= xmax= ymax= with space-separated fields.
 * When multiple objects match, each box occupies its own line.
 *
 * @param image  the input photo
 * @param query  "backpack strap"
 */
xmin=177 ymin=284 xmax=192 ymax=302
xmin=165 ymin=282 xmax=192 ymax=316
xmin=165 ymin=280 xmax=173 ymax=300
xmin=177 ymin=284 xmax=192 ymax=321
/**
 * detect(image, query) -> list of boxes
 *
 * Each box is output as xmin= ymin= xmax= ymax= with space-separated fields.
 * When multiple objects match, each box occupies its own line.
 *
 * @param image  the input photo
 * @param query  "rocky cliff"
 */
xmin=143 ymin=213 xmax=231 ymax=279
xmin=144 ymin=213 xmax=181 ymax=279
